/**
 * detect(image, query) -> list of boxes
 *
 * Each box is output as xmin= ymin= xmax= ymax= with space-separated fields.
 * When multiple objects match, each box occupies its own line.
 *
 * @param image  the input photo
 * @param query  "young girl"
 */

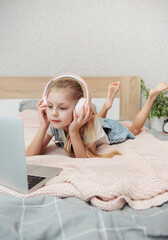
xmin=26 ymin=78 xmax=168 ymax=158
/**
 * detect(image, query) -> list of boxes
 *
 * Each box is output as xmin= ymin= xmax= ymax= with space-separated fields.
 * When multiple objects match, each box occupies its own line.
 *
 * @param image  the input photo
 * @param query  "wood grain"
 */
xmin=0 ymin=76 xmax=141 ymax=120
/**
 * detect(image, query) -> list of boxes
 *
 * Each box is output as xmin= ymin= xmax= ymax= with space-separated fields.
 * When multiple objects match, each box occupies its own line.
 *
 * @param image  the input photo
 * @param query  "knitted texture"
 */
xmin=0 ymin=110 xmax=167 ymax=211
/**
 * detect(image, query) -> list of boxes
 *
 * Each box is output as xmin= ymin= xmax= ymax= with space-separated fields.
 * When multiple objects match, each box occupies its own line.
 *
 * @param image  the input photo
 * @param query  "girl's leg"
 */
xmin=127 ymin=82 xmax=168 ymax=135
xmin=98 ymin=82 xmax=121 ymax=118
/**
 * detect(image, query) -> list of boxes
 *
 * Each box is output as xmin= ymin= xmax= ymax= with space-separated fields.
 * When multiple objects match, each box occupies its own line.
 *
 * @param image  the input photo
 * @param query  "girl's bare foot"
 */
xmin=105 ymin=82 xmax=121 ymax=110
xmin=149 ymin=82 xmax=168 ymax=99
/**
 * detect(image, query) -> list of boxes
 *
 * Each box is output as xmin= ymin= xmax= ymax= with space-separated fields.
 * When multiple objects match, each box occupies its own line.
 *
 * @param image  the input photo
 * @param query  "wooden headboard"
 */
xmin=0 ymin=76 xmax=141 ymax=120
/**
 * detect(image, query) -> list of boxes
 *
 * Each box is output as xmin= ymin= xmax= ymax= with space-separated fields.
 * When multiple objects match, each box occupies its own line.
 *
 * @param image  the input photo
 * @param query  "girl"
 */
xmin=26 ymin=78 xmax=168 ymax=158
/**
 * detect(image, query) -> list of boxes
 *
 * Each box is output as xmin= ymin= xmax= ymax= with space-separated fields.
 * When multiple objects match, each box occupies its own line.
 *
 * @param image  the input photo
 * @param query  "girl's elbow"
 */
xmin=74 ymin=153 xmax=88 ymax=158
xmin=25 ymin=151 xmax=33 ymax=157
xmin=25 ymin=149 xmax=41 ymax=157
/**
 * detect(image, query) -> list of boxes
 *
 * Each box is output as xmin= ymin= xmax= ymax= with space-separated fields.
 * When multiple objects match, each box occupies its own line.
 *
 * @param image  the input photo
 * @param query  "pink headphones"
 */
xmin=42 ymin=73 xmax=91 ymax=116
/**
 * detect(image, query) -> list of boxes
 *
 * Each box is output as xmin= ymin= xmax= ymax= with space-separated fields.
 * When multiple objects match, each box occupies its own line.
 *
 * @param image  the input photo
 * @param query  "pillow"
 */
xmin=17 ymin=109 xmax=40 ymax=127
xmin=19 ymin=100 xmax=39 ymax=112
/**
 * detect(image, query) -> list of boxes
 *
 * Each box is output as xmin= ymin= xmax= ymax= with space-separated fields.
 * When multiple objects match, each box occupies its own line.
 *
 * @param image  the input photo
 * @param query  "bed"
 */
xmin=0 ymin=76 xmax=168 ymax=240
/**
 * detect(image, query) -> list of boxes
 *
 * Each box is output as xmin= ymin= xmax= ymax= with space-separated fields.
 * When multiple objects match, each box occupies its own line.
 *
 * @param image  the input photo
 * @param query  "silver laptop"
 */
xmin=0 ymin=116 xmax=63 ymax=194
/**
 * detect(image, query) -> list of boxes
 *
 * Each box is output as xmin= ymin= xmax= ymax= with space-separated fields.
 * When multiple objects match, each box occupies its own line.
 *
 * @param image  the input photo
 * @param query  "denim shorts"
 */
xmin=101 ymin=118 xmax=135 ymax=144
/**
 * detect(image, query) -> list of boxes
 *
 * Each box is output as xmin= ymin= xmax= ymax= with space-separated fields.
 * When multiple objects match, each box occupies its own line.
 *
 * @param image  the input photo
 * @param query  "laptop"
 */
xmin=0 ymin=116 xmax=63 ymax=194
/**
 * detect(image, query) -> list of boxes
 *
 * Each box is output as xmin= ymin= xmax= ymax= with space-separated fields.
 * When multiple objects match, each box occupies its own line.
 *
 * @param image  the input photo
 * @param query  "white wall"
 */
xmin=0 ymin=0 xmax=168 ymax=121
xmin=0 ymin=0 xmax=168 ymax=87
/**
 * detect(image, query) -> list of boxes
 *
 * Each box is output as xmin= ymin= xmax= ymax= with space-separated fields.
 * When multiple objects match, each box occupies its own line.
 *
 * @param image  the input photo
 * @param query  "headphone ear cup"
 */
xmin=75 ymin=98 xmax=87 ymax=116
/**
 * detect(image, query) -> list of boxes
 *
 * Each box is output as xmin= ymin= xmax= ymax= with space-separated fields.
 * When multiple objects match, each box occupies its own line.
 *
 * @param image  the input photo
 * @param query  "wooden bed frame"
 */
xmin=0 ymin=76 xmax=141 ymax=120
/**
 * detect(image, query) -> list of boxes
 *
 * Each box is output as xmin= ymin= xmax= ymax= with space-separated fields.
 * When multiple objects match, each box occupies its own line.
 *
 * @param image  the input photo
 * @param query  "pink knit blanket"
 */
xmin=0 ymin=110 xmax=168 ymax=211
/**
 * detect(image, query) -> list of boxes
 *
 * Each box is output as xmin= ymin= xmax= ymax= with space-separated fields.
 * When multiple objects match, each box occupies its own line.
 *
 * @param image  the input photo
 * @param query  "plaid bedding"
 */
xmin=0 ymin=194 xmax=168 ymax=240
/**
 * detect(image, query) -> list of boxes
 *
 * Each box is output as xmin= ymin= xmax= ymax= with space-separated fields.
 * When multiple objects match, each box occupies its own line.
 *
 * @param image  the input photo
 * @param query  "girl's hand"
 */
xmin=69 ymin=105 xmax=92 ymax=134
xmin=36 ymin=99 xmax=50 ymax=128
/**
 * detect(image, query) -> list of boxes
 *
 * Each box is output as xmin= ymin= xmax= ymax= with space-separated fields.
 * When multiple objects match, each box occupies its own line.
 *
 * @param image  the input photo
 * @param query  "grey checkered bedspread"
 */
xmin=0 ymin=194 xmax=168 ymax=240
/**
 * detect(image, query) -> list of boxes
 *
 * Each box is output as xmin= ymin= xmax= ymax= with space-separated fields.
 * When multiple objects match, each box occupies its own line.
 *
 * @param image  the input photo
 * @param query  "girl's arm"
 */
xmin=70 ymin=131 xmax=97 ymax=158
xmin=68 ymin=106 xmax=92 ymax=158
xmin=69 ymin=130 xmax=88 ymax=158
xmin=26 ymin=127 xmax=51 ymax=156
xmin=26 ymin=99 xmax=51 ymax=156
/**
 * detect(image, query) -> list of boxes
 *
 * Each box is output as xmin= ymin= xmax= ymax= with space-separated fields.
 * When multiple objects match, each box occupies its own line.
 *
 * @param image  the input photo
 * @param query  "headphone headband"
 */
xmin=43 ymin=73 xmax=91 ymax=106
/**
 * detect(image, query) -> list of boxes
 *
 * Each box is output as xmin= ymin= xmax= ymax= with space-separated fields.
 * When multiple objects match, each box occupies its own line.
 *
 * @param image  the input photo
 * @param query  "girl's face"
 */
xmin=46 ymin=88 xmax=76 ymax=132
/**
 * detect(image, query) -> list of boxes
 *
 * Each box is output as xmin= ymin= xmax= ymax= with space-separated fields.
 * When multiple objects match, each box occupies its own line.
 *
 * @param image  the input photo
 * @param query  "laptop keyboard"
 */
xmin=27 ymin=175 xmax=46 ymax=190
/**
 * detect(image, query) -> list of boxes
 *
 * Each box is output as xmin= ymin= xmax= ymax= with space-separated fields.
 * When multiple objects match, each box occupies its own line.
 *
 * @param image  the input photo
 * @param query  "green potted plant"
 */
xmin=141 ymin=79 xmax=168 ymax=131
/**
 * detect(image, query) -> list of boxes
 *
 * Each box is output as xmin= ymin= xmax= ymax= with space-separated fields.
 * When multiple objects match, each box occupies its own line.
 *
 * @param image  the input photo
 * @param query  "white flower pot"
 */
xmin=150 ymin=117 xmax=165 ymax=132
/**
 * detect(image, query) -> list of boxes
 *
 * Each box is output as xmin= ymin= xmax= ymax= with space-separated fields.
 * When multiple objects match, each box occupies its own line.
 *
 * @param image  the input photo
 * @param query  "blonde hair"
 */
xmin=47 ymin=78 xmax=120 ymax=158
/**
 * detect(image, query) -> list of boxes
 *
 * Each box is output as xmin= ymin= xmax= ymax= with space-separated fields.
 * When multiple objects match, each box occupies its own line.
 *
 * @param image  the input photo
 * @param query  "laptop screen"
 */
xmin=0 ymin=116 xmax=28 ymax=193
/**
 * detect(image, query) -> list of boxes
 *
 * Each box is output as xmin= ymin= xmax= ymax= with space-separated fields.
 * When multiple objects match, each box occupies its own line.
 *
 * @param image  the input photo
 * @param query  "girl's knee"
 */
xmin=128 ymin=125 xmax=141 ymax=136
